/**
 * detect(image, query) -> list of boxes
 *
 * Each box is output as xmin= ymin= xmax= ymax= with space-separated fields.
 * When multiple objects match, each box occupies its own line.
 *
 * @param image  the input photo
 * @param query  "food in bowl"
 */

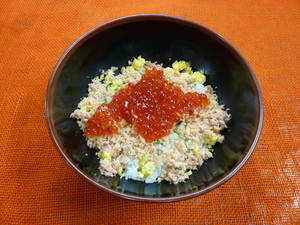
xmin=71 ymin=56 xmax=230 ymax=184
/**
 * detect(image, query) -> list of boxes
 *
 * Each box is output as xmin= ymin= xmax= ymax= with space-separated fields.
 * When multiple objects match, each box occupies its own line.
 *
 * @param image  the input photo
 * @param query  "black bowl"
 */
xmin=45 ymin=14 xmax=263 ymax=202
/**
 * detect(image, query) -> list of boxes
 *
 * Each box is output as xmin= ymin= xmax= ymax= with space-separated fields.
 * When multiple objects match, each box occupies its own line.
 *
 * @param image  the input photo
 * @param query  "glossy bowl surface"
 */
xmin=45 ymin=14 xmax=263 ymax=202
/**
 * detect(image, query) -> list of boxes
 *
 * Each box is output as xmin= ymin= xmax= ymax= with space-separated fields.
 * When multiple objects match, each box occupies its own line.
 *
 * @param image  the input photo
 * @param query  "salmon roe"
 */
xmin=85 ymin=67 xmax=210 ymax=142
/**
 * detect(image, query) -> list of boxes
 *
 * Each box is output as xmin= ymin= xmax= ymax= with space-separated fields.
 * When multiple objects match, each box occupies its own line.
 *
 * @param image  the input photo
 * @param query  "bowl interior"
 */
xmin=47 ymin=15 xmax=262 ymax=202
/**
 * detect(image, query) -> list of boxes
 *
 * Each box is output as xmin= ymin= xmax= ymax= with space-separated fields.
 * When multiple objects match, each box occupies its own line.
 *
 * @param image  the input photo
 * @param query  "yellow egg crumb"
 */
xmin=97 ymin=151 xmax=103 ymax=158
xmin=124 ymin=66 xmax=135 ymax=73
xmin=130 ymin=148 xmax=139 ymax=155
xmin=204 ymin=130 xmax=218 ymax=146
xmin=180 ymin=72 xmax=190 ymax=79
xmin=137 ymin=154 xmax=155 ymax=178
xmin=79 ymin=97 xmax=94 ymax=112
xmin=183 ymin=66 xmax=193 ymax=74
xmin=140 ymin=161 xmax=155 ymax=178
xmin=102 ymin=151 xmax=111 ymax=162
xmin=117 ymin=166 xmax=123 ymax=177
xmin=172 ymin=60 xmax=189 ymax=71
xmin=192 ymin=142 xmax=200 ymax=154
xmin=99 ymin=74 xmax=105 ymax=81
xmin=137 ymin=172 xmax=144 ymax=178
xmin=190 ymin=71 xmax=206 ymax=84
xmin=113 ymin=79 xmax=123 ymax=86
xmin=79 ymin=97 xmax=88 ymax=107
xmin=163 ymin=67 xmax=175 ymax=74
xmin=107 ymin=79 xmax=123 ymax=92
xmin=138 ymin=154 xmax=149 ymax=167
xmin=104 ymin=70 xmax=115 ymax=83
xmin=131 ymin=56 xmax=146 ymax=70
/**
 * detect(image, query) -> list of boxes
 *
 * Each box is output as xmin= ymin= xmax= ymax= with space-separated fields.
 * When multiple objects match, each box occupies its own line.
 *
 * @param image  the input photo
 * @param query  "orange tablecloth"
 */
xmin=1 ymin=0 xmax=299 ymax=224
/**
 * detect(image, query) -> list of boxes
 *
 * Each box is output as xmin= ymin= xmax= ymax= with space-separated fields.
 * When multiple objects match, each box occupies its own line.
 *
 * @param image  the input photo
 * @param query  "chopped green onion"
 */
xmin=105 ymin=82 xmax=113 ymax=91
xmin=185 ymin=170 xmax=192 ymax=176
xmin=183 ymin=136 xmax=189 ymax=150
xmin=173 ymin=129 xmax=180 ymax=136
xmin=175 ymin=121 xmax=182 ymax=128
xmin=154 ymin=140 xmax=163 ymax=145
xmin=104 ymin=94 xmax=108 ymax=104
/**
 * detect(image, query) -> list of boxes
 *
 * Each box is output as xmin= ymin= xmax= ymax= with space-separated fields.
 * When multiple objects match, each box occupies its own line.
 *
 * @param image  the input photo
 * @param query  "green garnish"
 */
xmin=154 ymin=140 xmax=163 ymax=145
xmin=175 ymin=121 xmax=182 ymax=129
xmin=105 ymin=82 xmax=113 ymax=91
xmin=103 ymin=94 xmax=108 ymax=104
xmin=173 ymin=122 xmax=190 ymax=151
xmin=183 ymin=136 xmax=189 ymax=151
xmin=173 ymin=129 xmax=180 ymax=136
xmin=185 ymin=170 xmax=192 ymax=176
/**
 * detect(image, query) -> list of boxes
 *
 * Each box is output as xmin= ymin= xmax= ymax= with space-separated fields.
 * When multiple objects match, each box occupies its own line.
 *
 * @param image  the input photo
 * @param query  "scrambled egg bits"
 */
xmin=204 ymin=130 xmax=219 ymax=146
xmin=190 ymin=71 xmax=206 ymax=84
xmin=137 ymin=154 xmax=155 ymax=178
xmin=123 ymin=56 xmax=146 ymax=72
xmin=98 ymin=151 xmax=111 ymax=162
xmin=106 ymin=79 xmax=123 ymax=92
xmin=79 ymin=97 xmax=94 ymax=112
xmin=172 ymin=60 xmax=190 ymax=72
xmin=172 ymin=60 xmax=206 ymax=84
xmin=131 ymin=56 xmax=146 ymax=70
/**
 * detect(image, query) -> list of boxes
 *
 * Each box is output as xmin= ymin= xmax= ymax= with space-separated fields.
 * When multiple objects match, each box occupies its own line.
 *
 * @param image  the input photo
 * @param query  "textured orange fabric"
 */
xmin=0 ymin=0 xmax=299 ymax=224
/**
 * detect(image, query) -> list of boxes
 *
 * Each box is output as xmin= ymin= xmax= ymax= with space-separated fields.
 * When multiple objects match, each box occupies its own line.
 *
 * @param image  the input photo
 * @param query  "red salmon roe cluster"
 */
xmin=85 ymin=67 xmax=210 ymax=142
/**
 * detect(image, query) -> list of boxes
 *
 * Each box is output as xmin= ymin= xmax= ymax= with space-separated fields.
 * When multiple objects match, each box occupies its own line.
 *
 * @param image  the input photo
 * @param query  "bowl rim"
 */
xmin=45 ymin=14 xmax=264 ymax=203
